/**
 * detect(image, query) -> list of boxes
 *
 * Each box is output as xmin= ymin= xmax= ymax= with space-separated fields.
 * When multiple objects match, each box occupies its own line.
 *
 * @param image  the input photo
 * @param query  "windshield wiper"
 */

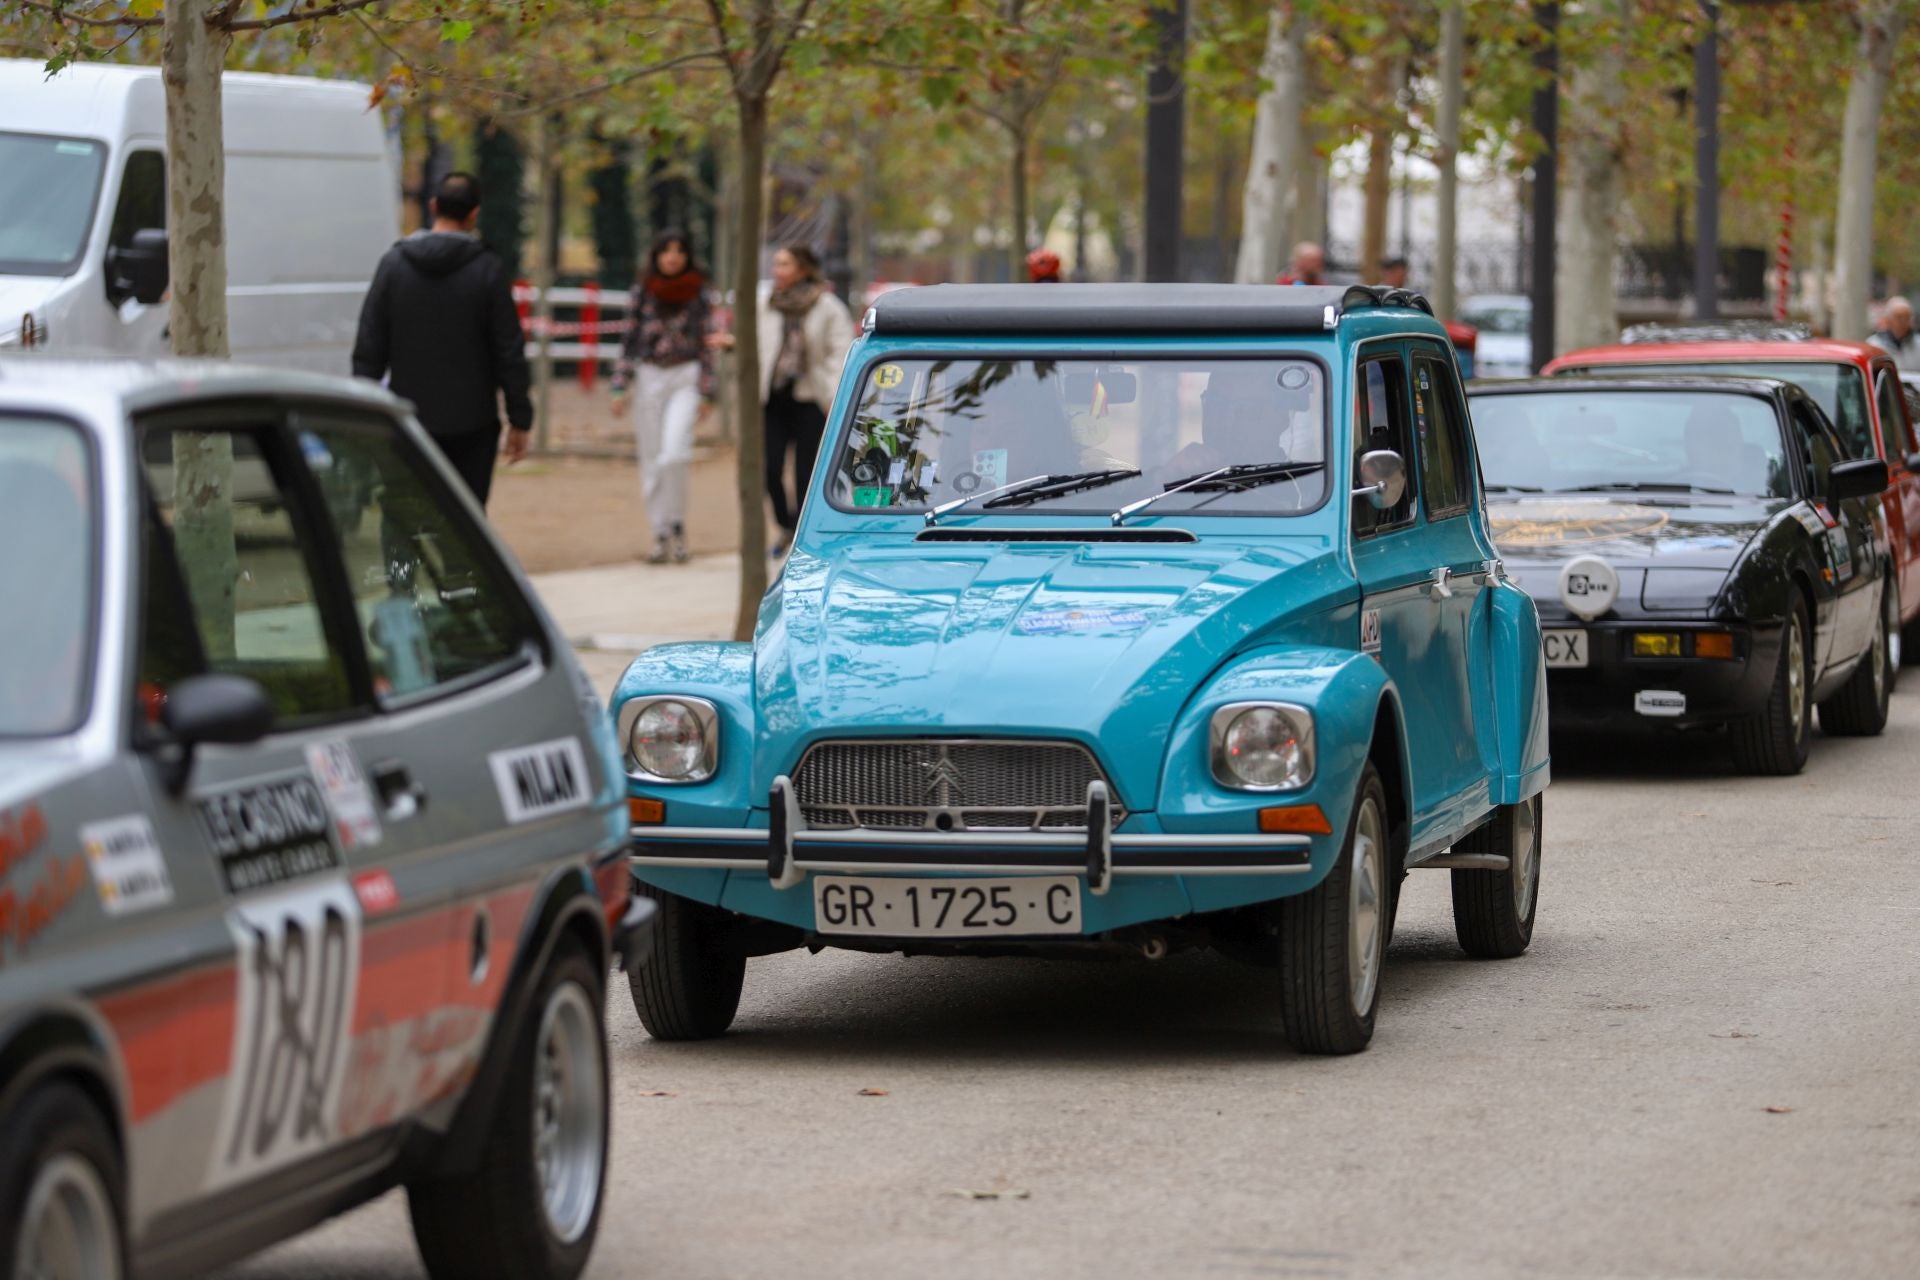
xmin=924 ymin=473 xmax=1054 ymax=526
xmin=1565 ymin=482 xmax=1735 ymax=495
xmin=1484 ymin=483 xmax=1544 ymax=493
xmin=1172 ymin=460 xmax=1325 ymax=492
xmin=981 ymin=468 xmax=1142 ymax=510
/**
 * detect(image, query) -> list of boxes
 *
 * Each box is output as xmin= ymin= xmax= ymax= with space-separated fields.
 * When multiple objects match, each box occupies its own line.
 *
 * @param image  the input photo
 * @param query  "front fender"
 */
xmin=1490 ymin=580 xmax=1550 ymax=804
xmin=611 ymin=642 xmax=757 ymax=828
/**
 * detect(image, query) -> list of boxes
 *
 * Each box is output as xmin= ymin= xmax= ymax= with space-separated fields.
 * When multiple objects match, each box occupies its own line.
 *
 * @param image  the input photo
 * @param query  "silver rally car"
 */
xmin=0 ymin=358 xmax=651 ymax=1280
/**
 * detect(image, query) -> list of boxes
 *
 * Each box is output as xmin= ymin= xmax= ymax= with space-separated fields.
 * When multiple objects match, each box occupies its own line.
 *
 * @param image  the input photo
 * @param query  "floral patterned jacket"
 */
xmin=612 ymin=283 xmax=715 ymax=399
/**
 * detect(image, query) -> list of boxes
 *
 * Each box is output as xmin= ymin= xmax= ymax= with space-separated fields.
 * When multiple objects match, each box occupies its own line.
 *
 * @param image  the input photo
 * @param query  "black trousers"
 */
xmin=430 ymin=428 xmax=502 ymax=509
xmin=764 ymin=386 xmax=826 ymax=533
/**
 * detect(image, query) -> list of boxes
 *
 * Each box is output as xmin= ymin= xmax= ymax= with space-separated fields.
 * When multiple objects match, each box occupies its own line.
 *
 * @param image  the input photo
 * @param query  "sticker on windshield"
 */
xmin=80 ymin=814 xmax=173 ymax=916
xmin=918 ymin=460 xmax=939 ymax=488
xmin=201 ymin=774 xmax=342 ymax=895
xmin=305 ymin=741 xmax=382 ymax=851
xmin=886 ymin=458 xmax=906 ymax=486
xmin=489 ymin=737 xmax=592 ymax=824
xmin=973 ymin=448 xmax=1008 ymax=490
xmin=1015 ymin=607 xmax=1150 ymax=635
xmin=873 ymin=363 xmax=905 ymax=389
xmin=853 ymin=487 xmax=892 ymax=508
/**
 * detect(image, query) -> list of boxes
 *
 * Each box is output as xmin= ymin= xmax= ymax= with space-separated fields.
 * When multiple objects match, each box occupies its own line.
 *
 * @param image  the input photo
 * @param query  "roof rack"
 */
xmin=1620 ymin=320 xmax=1812 ymax=345
xmin=1340 ymin=284 xmax=1435 ymax=317
xmin=862 ymin=283 xmax=1439 ymax=337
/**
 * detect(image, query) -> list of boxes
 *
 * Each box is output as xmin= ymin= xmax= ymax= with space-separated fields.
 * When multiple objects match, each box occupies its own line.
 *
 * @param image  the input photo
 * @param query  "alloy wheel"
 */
xmin=1786 ymin=614 xmax=1806 ymax=739
xmin=1347 ymin=796 xmax=1386 ymax=1015
xmin=15 ymin=1154 xmax=118 ymax=1280
xmin=531 ymin=981 xmax=605 ymax=1246
xmin=1511 ymin=798 xmax=1541 ymax=921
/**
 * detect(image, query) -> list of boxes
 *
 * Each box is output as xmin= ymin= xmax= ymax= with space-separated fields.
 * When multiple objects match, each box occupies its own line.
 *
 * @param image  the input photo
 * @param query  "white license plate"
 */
xmin=1542 ymin=628 xmax=1589 ymax=668
xmin=812 ymin=874 xmax=1081 ymax=938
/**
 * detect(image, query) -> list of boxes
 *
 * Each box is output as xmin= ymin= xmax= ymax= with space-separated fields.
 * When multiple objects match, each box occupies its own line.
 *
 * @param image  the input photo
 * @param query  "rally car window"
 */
xmin=139 ymin=425 xmax=356 ymax=720
xmin=1874 ymin=371 xmax=1914 ymax=457
xmin=1789 ymin=400 xmax=1841 ymax=500
xmin=0 ymin=416 xmax=94 ymax=737
xmin=1352 ymin=354 xmax=1417 ymax=535
xmin=828 ymin=356 xmax=1329 ymax=518
xmin=299 ymin=418 xmax=533 ymax=704
xmin=1412 ymin=351 xmax=1472 ymax=519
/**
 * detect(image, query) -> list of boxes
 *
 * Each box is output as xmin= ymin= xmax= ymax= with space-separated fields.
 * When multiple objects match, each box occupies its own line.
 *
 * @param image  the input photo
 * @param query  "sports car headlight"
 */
xmin=1210 ymin=702 xmax=1315 ymax=791
xmin=620 ymin=696 xmax=719 ymax=784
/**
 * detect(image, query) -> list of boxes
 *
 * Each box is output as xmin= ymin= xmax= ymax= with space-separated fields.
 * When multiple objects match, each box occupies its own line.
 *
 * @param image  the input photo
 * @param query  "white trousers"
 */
xmin=632 ymin=361 xmax=701 ymax=539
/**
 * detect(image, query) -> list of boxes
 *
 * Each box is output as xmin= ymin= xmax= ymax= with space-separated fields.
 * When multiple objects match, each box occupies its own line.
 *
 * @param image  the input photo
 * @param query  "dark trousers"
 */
xmin=764 ymin=386 xmax=826 ymax=533
xmin=430 ymin=428 xmax=501 ymax=509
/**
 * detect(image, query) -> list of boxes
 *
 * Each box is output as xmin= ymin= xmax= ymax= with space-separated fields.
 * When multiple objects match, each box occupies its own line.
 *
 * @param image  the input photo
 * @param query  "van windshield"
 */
xmin=0 ymin=132 xmax=107 ymax=276
xmin=829 ymin=356 xmax=1329 ymax=518
xmin=0 ymin=418 xmax=94 ymax=736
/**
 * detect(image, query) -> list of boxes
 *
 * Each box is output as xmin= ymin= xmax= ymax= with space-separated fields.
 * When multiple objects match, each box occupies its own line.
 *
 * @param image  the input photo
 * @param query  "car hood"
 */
xmin=0 ymin=740 xmax=91 ymax=811
xmin=0 ymin=276 xmax=65 ymax=337
xmin=1487 ymin=494 xmax=1787 ymax=616
xmin=753 ymin=536 xmax=1352 ymax=804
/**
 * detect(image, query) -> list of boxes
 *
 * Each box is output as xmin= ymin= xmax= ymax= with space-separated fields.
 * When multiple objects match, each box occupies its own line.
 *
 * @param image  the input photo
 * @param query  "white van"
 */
xmin=0 ymin=60 xmax=398 ymax=371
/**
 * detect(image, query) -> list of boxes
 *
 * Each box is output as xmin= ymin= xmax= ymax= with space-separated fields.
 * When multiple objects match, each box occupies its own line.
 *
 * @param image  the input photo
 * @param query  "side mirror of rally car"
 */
xmin=156 ymin=674 xmax=275 ymax=794
xmin=1353 ymin=449 xmax=1408 ymax=511
xmin=1829 ymin=457 xmax=1889 ymax=506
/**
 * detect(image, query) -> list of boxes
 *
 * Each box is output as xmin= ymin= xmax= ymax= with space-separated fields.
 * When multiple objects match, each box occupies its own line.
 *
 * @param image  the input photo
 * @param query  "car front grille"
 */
xmin=793 ymin=739 xmax=1124 ymax=833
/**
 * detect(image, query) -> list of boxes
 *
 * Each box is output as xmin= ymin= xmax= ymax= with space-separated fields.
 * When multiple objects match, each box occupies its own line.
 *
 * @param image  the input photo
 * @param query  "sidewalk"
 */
xmin=531 ymin=553 xmax=742 ymax=697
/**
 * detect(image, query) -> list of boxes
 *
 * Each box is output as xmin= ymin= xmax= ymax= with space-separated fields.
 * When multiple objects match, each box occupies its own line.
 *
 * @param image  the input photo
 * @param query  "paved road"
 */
xmin=227 ymin=694 xmax=1920 ymax=1280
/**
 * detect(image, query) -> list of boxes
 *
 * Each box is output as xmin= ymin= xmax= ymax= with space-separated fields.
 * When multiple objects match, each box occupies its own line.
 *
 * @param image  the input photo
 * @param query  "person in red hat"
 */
xmin=1026 ymin=248 xmax=1062 ymax=284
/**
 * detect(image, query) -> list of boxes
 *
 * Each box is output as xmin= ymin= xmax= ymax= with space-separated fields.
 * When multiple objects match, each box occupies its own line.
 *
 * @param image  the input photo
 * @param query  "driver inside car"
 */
xmin=1152 ymin=364 xmax=1320 ymax=485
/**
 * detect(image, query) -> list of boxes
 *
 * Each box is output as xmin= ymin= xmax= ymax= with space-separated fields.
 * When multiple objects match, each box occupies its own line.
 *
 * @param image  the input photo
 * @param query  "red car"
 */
xmin=1544 ymin=339 xmax=1920 ymax=664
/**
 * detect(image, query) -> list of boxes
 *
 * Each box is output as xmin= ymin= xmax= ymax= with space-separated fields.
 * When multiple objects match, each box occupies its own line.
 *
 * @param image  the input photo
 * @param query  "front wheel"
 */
xmin=0 ymin=1083 xmax=125 ymax=1280
xmin=627 ymin=881 xmax=746 ymax=1041
xmin=1819 ymin=582 xmax=1893 ymax=737
xmin=1276 ymin=763 xmax=1389 ymax=1055
xmin=1450 ymin=794 xmax=1542 ymax=959
xmin=1731 ymin=601 xmax=1812 ymax=775
xmin=409 ymin=947 xmax=609 ymax=1280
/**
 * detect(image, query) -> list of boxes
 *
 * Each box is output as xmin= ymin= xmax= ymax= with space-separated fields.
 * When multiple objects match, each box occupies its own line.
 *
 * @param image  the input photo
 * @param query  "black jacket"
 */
xmin=351 ymin=232 xmax=533 ymax=437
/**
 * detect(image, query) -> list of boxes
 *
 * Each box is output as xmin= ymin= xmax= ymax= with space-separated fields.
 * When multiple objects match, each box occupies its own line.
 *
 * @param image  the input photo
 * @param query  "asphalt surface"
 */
xmin=226 ymin=692 xmax=1920 ymax=1280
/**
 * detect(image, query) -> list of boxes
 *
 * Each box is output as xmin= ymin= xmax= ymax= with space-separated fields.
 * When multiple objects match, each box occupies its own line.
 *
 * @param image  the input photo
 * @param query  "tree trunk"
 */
xmin=1832 ymin=0 xmax=1904 ymax=341
xmin=530 ymin=113 xmax=559 ymax=453
xmin=731 ymin=93 xmax=770 ymax=641
xmin=1009 ymin=120 xmax=1030 ymax=279
xmin=1360 ymin=58 xmax=1394 ymax=282
xmin=1233 ymin=4 xmax=1303 ymax=284
xmin=162 ymin=0 xmax=235 ymax=659
xmin=1554 ymin=0 xmax=1626 ymax=354
xmin=1433 ymin=1 xmax=1464 ymax=319
xmin=850 ymin=133 xmax=878 ymax=304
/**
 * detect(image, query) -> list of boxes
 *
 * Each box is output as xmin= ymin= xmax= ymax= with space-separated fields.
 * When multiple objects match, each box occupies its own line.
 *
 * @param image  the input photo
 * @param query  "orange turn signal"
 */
xmin=628 ymin=796 xmax=666 ymax=825
xmin=1694 ymin=631 xmax=1736 ymax=660
xmin=1259 ymin=804 xmax=1333 ymax=835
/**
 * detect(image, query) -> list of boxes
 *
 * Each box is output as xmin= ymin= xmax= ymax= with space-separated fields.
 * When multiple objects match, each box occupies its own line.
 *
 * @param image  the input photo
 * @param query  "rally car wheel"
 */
xmin=1819 ymin=583 xmax=1893 ymax=737
xmin=410 ymin=947 xmax=608 ymax=1280
xmin=0 ymin=1083 xmax=125 ymax=1280
xmin=1731 ymin=601 xmax=1811 ymax=776
xmin=1884 ymin=579 xmax=1901 ymax=690
xmin=627 ymin=881 xmax=746 ymax=1041
xmin=1450 ymin=794 xmax=1542 ymax=960
xmin=1276 ymin=763 xmax=1387 ymax=1056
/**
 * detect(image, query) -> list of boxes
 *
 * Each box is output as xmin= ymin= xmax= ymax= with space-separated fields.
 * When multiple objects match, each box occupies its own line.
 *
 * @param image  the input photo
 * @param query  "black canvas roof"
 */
xmin=865 ymin=283 xmax=1429 ymax=335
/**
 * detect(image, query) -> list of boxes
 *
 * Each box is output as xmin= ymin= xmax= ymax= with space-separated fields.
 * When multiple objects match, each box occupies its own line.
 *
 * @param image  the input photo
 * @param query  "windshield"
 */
xmin=1473 ymin=390 xmax=1790 ymax=498
xmin=0 ymin=418 xmax=95 ymax=735
xmin=1461 ymin=302 xmax=1529 ymax=335
xmin=830 ymin=356 xmax=1329 ymax=517
xmin=1563 ymin=361 xmax=1871 ymax=459
xmin=0 ymin=132 xmax=107 ymax=276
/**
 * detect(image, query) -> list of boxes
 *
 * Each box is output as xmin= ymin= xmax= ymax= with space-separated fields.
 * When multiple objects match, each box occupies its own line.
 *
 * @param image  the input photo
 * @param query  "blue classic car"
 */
xmin=616 ymin=284 xmax=1550 ymax=1054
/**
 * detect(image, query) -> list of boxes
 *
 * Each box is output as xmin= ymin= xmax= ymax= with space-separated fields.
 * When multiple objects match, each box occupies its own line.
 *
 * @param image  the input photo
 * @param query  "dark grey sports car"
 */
xmin=1466 ymin=376 xmax=1893 ymax=774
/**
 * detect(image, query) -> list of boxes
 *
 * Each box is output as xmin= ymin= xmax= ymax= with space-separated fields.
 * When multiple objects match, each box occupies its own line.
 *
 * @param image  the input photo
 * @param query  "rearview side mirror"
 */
xmin=1353 ymin=449 xmax=1407 ymax=511
xmin=1828 ymin=457 xmax=1889 ymax=506
xmin=107 ymin=228 xmax=169 ymax=306
xmin=156 ymin=673 xmax=275 ymax=794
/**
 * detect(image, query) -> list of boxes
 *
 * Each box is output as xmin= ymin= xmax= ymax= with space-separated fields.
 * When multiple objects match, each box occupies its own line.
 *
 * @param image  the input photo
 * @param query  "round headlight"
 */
xmin=1220 ymin=707 xmax=1310 ymax=789
xmin=630 ymin=700 xmax=709 ymax=780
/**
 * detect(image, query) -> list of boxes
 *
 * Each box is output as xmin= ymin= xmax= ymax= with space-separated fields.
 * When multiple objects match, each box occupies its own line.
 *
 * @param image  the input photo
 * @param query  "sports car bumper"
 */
xmin=1544 ymin=620 xmax=1782 ymax=732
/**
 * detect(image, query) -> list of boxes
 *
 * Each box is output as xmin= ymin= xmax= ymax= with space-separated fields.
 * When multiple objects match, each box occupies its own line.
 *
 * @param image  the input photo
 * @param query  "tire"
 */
xmin=410 ymin=948 xmax=608 ymax=1280
xmin=1276 ymin=763 xmax=1389 ymax=1056
xmin=1885 ymin=576 xmax=1901 ymax=692
xmin=1730 ymin=600 xmax=1812 ymax=775
xmin=1450 ymin=794 xmax=1543 ymax=959
xmin=627 ymin=880 xmax=746 ymax=1041
xmin=1818 ymin=582 xmax=1893 ymax=737
xmin=0 ymin=1082 xmax=125 ymax=1280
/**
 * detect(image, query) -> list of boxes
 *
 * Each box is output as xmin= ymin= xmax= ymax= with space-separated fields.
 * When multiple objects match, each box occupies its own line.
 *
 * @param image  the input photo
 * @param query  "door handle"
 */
xmin=1429 ymin=566 xmax=1454 ymax=600
xmin=371 ymin=761 xmax=426 ymax=822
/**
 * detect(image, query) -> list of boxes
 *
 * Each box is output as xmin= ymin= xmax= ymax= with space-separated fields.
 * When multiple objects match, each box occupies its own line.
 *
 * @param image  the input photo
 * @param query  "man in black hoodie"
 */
xmin=352 ymin=172 xmax=532 ymax=507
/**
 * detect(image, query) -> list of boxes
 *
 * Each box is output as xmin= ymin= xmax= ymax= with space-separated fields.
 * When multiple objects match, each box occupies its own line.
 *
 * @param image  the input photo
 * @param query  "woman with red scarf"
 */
xmin=611 ymin=230 xmax=714 ymax=563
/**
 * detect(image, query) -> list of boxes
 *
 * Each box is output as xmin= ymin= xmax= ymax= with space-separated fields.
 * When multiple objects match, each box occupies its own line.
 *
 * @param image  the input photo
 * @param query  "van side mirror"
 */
xmin=1353 ymin=449 xmax=1407 ymax=511
xmin=156 ymin=673 xmax=274 ymax=794
xmin=1829 ymin=457 xmax=1889 ymax=506
xmin=107 ymin=228 xmax=169 ymax=306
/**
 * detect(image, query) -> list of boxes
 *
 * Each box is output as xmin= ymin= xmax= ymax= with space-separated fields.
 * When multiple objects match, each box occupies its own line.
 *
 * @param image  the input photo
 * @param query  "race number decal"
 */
xmin=210 ymin=878 xmax=362 ymax=1186
xmin=489 ymin=737 xmax=592 ymax=823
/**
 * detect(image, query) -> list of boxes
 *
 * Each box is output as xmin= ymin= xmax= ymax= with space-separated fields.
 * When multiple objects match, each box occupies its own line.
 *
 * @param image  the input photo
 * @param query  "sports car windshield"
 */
xmin=1473 ymin=391 xmax=1791 ymax=498
xmin=830 ymin=356 xmax=1328 ymax=517
xmin=0 ymin=418 xmax=94 ymax=736
xmin=1565 ymin=361 xmax=1870 ymax=458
